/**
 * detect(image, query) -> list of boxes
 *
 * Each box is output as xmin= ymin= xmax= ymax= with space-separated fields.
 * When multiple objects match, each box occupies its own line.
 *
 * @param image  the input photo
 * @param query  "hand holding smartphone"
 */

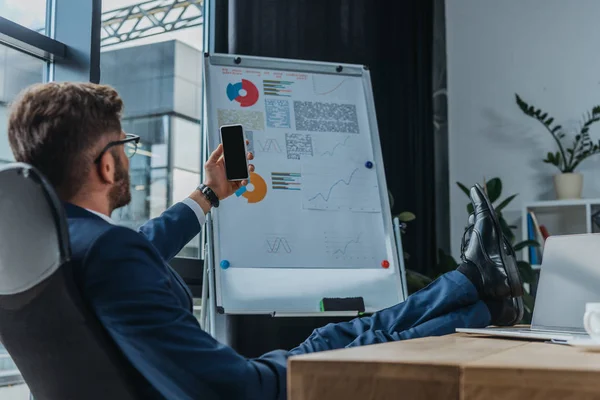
xmin=219 ymin=124 xmax=250 ymax=181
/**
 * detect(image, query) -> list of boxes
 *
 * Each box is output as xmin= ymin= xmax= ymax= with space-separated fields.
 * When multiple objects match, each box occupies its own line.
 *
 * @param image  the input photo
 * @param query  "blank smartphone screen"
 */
xmin=220 ymin=125 xmax=248 ymax=180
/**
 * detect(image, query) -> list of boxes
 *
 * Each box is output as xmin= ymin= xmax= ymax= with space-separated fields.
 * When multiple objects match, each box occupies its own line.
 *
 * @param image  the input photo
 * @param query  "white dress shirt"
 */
xmin=85 ymin=197 xmax=206 ymax=227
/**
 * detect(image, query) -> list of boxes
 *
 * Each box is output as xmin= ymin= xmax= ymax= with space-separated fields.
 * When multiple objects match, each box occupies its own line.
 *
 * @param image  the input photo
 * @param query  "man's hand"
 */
xmin=204 ymin=141 xmax=254 ymax=200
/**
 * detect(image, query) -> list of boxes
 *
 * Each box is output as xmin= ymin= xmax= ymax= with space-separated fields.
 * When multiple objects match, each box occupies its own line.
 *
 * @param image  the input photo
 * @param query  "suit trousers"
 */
xmin=289 ymin=271 xmax=490 ymax=354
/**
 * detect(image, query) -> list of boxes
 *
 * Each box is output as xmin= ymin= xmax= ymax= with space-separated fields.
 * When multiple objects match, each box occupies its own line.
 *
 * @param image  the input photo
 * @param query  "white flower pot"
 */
xmin=554 ymin=173 xmax=583 ymax=199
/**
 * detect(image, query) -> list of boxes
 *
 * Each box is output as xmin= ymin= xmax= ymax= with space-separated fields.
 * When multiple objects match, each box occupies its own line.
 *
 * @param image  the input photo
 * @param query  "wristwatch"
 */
xmin=197 ymin=183 xmax=220 ymax=208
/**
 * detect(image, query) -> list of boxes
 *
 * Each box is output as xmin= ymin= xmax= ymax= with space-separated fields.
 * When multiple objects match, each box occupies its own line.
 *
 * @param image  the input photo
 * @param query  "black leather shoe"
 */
xmin=461 ymin=184 xmax=524 ymax=299
xmin=490 ymin=297 xmax=524 ymax=327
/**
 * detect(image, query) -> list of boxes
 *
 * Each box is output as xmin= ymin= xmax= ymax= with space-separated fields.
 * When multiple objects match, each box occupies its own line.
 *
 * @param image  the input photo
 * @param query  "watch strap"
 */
xmin=197 ymin=183 xmax=219 ymax=208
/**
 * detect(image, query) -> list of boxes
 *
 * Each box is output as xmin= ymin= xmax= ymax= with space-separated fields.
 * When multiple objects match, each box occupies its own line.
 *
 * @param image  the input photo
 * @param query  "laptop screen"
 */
xmin=532 ymin=234 xmax=600 ymax=332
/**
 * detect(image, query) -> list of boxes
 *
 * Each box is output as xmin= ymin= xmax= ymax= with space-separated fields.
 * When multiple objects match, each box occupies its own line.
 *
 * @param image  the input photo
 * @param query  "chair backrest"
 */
xmin=0 ymin=163 xmax=143 ymax=400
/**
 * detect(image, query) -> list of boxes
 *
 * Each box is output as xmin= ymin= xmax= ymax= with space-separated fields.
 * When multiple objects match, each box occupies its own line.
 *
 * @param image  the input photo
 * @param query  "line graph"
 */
xmin=312 ymin=75 xmax=352 ymax=96
xmin=307 ymin=168 xmax=358 ymax=203
xmin=256 ymin=138 xmax=283 ymax=153
xmin=321 ymin=135 xmax=351 ymax=157
xmin=325 ymin=231 xmax=378 ymax=262
xmin=333 ymin=233 xmax=361 ymax=255
xmin=302 ymin=162 xmax=381 ymax=212
xmin=265 ymin=237 xmax=292 ymax=254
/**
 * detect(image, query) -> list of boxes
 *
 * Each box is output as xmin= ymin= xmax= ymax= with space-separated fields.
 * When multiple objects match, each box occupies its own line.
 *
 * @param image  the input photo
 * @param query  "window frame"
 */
xmin=0 ymin=16 xmax=66 ymax=61
xmin=0 ymin=0 xmax=102 ymax=83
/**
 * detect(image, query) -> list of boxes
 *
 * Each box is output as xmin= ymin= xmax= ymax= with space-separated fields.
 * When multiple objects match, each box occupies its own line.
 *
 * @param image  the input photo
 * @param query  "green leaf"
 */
xmin=552 ymin=125 xmax=562 ymax=133
xmin=397 ymin=211 xmax=416 ymax=222
xmin=546 ymin=117 xmax=554 ymax=126
xmin=486 ymin=178 xmax=502 ymax=203
xmin=496 ymin=194 xmax=517 ymax=211
xmin=513 ymin=240 xmax=539 ymax=251
xmin=540 ymin=112 xmax=548 ymax=120
xmin=467 ymin=202 xmax=474 ymax=215
xmin=517 ymin=261 xmax=535 ymax=284
xmin=456 ymin=182 xmax=470 ymax=197
xmin=515 ymin=94 xmax=529 ymax=113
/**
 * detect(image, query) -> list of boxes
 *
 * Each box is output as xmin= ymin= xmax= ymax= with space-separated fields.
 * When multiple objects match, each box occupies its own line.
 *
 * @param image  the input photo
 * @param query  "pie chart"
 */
xmin=241 ymin=172 xmax=267 ymax=203
xmin=226 ymin=79 xmax=259 ymax=107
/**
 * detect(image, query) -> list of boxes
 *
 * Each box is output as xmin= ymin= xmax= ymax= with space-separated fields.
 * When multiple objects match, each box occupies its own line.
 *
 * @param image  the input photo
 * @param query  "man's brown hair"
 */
xmin=8 ymin=82 xmax=124 ymax=199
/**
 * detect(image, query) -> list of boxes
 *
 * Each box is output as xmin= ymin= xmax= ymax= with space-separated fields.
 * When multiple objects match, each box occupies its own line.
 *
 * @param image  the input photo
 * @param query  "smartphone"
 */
xmin=219 ymin=124 xmax=249 ymax=181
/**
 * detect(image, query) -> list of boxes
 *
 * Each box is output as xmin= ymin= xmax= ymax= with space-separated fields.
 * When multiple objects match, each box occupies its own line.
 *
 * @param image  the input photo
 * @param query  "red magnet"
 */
xmin=381 ymin=260 xmax=390 ymax=269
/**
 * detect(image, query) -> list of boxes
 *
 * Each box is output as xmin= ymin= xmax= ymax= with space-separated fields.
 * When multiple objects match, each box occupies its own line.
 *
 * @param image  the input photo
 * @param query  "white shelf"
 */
xmin=525 ymin=198 xmax=600 ymax=208
xmin=522 ymin=198 xmax=600 ymax=269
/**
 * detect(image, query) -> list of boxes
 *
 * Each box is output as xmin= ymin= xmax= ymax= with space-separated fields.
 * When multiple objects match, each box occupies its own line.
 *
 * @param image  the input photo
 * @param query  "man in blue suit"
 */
xmin=7 ymin=82 xmax=523 ymax=399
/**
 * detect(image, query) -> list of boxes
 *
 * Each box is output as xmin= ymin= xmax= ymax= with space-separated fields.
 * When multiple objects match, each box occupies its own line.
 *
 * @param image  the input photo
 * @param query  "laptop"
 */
xmin=457 ymin=233 xmax=600 ymax=341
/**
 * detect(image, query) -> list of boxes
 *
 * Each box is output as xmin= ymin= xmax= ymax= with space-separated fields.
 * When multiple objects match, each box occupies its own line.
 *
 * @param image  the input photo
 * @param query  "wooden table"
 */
xmin=288 ymin=334 xmax=600 ymax=400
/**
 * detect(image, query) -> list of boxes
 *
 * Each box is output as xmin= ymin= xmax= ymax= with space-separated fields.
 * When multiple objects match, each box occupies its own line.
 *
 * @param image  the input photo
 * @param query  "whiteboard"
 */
xmin=203 ymin=53 xmax=405 ymax=314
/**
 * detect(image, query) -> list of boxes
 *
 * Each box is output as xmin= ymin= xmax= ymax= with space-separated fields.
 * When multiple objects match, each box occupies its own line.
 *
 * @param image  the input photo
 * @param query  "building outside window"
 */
xmin=100 ymin=0 xmax=205 ymax=257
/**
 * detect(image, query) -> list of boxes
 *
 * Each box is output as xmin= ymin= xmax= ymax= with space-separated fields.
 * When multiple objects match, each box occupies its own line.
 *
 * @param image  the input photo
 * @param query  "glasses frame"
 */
xmin=94 ymin=133 xmax=141 ymax=164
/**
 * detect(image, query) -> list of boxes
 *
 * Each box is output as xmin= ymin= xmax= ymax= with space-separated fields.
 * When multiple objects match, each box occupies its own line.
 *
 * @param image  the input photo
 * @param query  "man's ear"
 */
xmin=96 ymin=151 xmax=115 ymax=185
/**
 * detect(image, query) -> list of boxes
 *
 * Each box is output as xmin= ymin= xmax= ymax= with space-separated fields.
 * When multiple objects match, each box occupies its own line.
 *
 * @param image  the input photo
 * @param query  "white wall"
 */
xmin=446 ymin=0 xmax=600 ymax=258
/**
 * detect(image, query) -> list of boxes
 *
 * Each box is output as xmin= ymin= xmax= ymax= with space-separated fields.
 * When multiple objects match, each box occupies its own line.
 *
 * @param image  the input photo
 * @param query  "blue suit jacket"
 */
xmin=66 ymin=202 xmax=288 ymax=400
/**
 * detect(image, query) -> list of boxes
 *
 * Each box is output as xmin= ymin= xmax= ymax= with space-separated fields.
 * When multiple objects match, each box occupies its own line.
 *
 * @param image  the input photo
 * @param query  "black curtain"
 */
xmin=214 ymin=0 xmax=436 ymax=356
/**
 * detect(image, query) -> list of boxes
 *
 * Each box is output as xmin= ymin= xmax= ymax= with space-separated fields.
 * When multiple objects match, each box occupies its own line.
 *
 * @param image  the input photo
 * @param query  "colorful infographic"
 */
xmin=226 ymin=79 xmax=259 ymax=107
xmin=240 ymin=172 xmax=267 ymax=203
xmin=211 ymin=63 xmax=388 ymax=271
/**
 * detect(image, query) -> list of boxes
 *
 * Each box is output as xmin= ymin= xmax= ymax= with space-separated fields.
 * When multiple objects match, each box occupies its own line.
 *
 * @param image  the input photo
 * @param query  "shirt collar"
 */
xmin=84 ymin=208 xmax=116 ymax=225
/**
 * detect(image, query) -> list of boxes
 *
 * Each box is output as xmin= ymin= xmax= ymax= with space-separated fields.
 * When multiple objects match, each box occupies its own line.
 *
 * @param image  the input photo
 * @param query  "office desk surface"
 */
xmin=287 ymin=334 xmax=600 ymax=400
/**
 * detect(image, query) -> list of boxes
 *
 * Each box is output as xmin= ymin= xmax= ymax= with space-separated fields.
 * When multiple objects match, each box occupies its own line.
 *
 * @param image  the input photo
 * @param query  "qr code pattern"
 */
xmin=293 ymin=101 xmax=359 ymax=134
xmin=217 ymin=109 xmax=265 ymax=131
xmin=285 ymin=133 xmax=313 ymax=160
xmin=265 ymin=99 xmax=291 ymax=128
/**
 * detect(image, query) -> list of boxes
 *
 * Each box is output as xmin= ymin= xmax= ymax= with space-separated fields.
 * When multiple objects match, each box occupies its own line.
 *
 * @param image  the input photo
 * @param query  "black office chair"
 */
xmin=0 ymin=163 xmax=143 ymax=400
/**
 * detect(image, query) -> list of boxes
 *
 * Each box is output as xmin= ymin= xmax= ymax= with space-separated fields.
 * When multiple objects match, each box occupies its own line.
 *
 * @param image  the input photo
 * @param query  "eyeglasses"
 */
xmin=94 ymin=133 xmax=140 ymax=164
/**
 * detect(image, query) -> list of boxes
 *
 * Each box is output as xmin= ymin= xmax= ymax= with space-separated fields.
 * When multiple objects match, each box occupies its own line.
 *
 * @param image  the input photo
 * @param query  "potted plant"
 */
xmin=515 ymin=94 xmax=600 ymax=199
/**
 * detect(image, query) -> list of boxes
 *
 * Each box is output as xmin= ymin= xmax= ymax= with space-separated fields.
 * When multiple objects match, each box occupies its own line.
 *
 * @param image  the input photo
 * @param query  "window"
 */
xmin=0 ymin=45 xmax=46 ymax=163
xmin=0 ymin=0 xmax=47 ymax=33
xmin=0 ymin=1 xmax=97 ymax=396
xmin=100 ymin=0 xmax=205 ymax=257
xmin=0 ymin=0 xmax=207 ymax=395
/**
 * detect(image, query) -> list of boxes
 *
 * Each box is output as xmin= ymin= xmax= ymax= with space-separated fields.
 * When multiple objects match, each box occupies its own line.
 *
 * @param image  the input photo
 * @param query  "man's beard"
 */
xmin=108 ymin=152 xmax=131 ymax=212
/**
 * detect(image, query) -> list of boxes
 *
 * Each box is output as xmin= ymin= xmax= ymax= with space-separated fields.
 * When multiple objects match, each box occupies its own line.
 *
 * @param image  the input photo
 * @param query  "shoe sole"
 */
xmin=475 ymin=184 xmax=524 ymax=298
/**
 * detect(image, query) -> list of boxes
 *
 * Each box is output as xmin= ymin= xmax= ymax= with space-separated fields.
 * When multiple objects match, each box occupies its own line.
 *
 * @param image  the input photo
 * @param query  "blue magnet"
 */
xmin=220 ymin=260 xmax=230 ymax=269
xmin=365 ymin=161 xmax=373 ymax=169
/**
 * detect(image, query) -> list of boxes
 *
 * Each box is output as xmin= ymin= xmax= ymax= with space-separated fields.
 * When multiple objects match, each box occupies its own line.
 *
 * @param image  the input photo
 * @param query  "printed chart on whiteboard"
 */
xmin=302 ymin=161 xmax=381 ymax=212
xmin=208 ymin=63 xmax=388 ymax=269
